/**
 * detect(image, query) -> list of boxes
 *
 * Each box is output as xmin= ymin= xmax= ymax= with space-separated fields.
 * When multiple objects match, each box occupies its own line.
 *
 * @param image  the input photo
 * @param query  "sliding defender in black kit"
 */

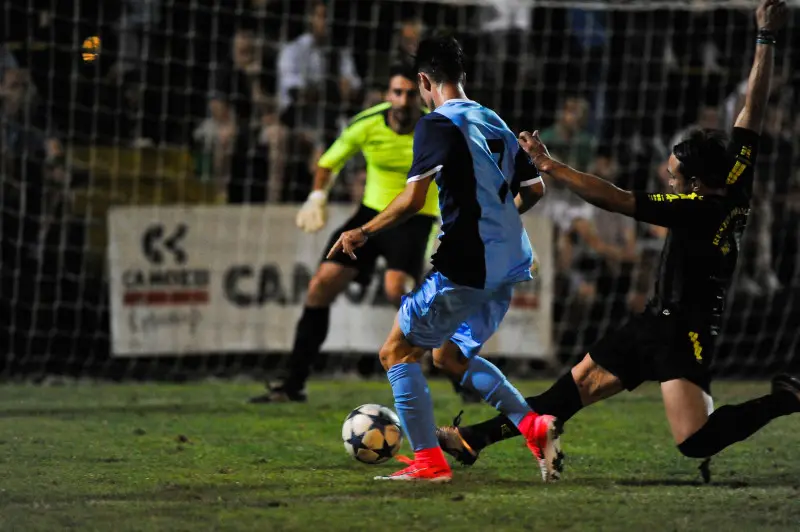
xmin=437 ymin=0 xmax=799 ymax=481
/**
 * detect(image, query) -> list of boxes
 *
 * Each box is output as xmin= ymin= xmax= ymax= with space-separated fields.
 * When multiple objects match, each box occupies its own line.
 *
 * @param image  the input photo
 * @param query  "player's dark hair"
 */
xmin=672 ymin=128 xmax=731 ymax=189
xmin=388 ymin=63 xmax=417 ymax=84
xmin=414 ymin=34 xmax=465 ymax=85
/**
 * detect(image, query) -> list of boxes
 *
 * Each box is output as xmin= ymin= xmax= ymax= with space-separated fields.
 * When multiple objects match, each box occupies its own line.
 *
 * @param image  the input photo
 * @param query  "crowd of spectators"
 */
xmin=2 ymin=0 xmax=799 ymax=366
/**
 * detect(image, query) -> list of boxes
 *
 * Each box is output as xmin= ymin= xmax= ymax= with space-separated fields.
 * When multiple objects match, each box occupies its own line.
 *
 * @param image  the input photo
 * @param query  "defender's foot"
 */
xmin=771 ymin=374 xmax=800 ymax=412
xmin=436 ymin=425 xmax=479 ymax=466
xmin=523 ymin=414 xmax=564 ymax=482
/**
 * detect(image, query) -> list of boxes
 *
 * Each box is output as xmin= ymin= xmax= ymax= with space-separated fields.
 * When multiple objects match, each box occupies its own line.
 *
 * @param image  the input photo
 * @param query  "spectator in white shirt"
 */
xmin=277 ymin=1 xmax=361 ymax=116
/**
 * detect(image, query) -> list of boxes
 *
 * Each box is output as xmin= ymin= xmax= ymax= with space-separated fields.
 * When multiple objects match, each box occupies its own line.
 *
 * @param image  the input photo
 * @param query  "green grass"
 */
xmin=0 ymin=380 xmax=798 ymax=531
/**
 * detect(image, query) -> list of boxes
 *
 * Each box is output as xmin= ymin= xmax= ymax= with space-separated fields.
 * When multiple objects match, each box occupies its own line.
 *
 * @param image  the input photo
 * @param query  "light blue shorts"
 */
xmin=398 ymin=271 xmax=513 ymax=358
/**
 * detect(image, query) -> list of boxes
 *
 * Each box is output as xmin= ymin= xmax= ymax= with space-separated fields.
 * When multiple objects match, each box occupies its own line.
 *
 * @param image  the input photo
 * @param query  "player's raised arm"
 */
xmin=734 ymin=0 xmax=787 ymax=134
xmin=519 ymin=131 xmax=636 ymax=216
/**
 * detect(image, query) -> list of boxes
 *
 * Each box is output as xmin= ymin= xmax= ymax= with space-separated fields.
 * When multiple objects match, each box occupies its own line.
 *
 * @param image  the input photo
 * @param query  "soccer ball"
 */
xmin=342 ymin=404 xmax=403 ymax=464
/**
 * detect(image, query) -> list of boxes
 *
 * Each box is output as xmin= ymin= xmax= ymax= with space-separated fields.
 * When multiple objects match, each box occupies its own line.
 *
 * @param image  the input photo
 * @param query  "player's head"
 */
xmin=386 ymin=64 xmax=421 ymax=129
xmin=414 ymin=34 xmax=465 ymax=109
xmin=667 ymin=129 xmax=730 ymax=194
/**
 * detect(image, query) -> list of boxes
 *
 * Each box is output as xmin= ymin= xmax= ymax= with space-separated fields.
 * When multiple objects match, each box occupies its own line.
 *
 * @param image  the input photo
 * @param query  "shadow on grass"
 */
xmin=3 ymin=473 xmax=798 ymax=510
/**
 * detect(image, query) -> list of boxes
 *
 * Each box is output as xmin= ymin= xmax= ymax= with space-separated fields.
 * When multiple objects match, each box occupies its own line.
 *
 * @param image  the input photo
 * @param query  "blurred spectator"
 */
xmin=114 ymin=71 xmax=159 ymax=148
xmin=108 ymin=0 xmax=162 ymax=83
xmin=667 ymin=103 xmax=720 ymax=153
xmin=193 ymin=98 xmax=238 ymax=197
xmin=567 ymin=8 xmax=610 ymax=134
xmin=721 ymin=71 xmax=788 ymax=131
xmin=0 ymin=45 xmax=19 ymax=86
xmin=201 ymin=24 xmax=284 ymax=203
xmin=738 ymin=99 xmax=790 ymax=294
xmin=538 ymin=95 xmax=594 ymax=171
xmin=475 ymin=0 xmax=532 ymax=115
xmin=277 ymin=1 xmax=362 ymax=121
xmin=277 ymin=0 xmax=362 ymax=202
xmin=364 ymin=16 xmax=423 ymax=108
xmin=556 ymin=156 xmax=635 ymax=309
xmin=1 ymin=68 xmax=65 ymax=186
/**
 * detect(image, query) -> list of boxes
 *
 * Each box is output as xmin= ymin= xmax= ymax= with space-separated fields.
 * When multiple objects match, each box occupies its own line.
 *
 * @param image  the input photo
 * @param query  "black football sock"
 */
xmin=459 ymin=372 xmax=584 ymax=451
xmin=281 ymin=306 xmax=330 ymax=392
xmin=678 ymin=391 xmax=798 ymax=458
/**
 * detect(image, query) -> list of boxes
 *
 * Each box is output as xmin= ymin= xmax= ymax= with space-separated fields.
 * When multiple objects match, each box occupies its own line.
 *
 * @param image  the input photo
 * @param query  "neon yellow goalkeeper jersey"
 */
xmin=317 ymin=102 xmax=440 ymax=217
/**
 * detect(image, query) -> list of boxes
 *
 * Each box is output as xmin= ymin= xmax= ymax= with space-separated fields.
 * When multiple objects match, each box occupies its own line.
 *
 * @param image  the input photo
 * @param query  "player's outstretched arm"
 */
xmin=734 ymin=0 xmax=786 ymax=134
xmin=518 ymin=131 xmax=636 ymax=217
xmin=327 ymin=176 xmax=433 ymax=260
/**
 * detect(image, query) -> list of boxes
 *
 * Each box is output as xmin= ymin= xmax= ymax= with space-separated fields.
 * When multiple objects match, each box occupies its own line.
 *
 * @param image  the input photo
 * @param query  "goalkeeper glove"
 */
xmin=296 ymin=190 xmax=328 ymax=233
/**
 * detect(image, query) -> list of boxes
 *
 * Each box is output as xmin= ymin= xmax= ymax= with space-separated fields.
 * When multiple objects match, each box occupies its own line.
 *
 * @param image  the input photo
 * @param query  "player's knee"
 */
xmin=383 ymin=286 xmax=405 ymax=307
xmin=431 ymin=347 xmax=468 ymax=377
xmin=383 ymin=274 xmax=411 ymax=307
xmin=379 ymin=341 xmax=422 ymax=371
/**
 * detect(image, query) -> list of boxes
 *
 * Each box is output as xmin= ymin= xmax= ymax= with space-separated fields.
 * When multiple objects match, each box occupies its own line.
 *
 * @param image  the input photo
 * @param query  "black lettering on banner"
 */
xmin=224 ymin=264 xmax=287 ymax=307
xmin=128 ymin=308 xmax=202 ymax=334
xmin=142 ymin=223 xmax=188 ymax=265
xmin=256 ymin=265 xmax=287 ymax=305
xmin=225 ymin=266 xmax=255 ymax=306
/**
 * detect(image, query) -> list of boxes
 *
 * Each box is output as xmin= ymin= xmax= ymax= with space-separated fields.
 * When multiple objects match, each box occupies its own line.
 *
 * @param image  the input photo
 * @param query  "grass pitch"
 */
xmin=0 ymin=379 xmax=798 ymax=531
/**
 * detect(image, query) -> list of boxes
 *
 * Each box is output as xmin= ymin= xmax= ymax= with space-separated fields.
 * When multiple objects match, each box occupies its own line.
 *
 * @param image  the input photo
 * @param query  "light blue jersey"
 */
xmin=406 ymin=99 xmax=541 ymax=290
xmin=400 ymin=99 xmax=542 ymax=356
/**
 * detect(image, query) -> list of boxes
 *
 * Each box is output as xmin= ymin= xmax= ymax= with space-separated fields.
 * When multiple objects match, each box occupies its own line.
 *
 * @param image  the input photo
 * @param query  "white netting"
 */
xmin=1 ymin=0 xmax=798 ymax=378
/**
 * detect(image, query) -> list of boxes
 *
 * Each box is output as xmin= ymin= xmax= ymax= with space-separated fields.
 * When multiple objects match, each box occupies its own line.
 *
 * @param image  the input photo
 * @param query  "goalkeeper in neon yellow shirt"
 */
xmin=251 ymin=64 xmax=443 ymax=403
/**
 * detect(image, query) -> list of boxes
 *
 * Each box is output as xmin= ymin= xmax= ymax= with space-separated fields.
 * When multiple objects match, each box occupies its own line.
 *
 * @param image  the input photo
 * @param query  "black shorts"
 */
xmin=589 ymin=309 xmax=715 ymax=394
xmin=323 ymin=204 xmax=436 ymax=285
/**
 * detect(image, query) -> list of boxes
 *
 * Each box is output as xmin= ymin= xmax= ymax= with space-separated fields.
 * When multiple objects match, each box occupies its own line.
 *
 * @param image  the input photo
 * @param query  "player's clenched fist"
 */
xmin=517 ymin=130 xmax=554 ymax=173
xmin=296 ymin=190 xmax=328 ymax=233
xmin=757 ymin=0 xmax=787 ymax=32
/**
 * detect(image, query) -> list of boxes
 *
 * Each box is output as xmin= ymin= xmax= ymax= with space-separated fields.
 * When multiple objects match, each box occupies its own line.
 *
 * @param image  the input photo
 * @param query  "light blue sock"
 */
xmin=387 ymin=363 xmax=439 ymax=451
xmin=460 ymin=356 xmax=532 ymax=427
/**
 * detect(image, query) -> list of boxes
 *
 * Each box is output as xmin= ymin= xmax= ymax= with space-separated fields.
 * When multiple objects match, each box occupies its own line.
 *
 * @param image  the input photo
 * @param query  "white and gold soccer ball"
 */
xmin=341 ymin=404 xmax=403 ymax=464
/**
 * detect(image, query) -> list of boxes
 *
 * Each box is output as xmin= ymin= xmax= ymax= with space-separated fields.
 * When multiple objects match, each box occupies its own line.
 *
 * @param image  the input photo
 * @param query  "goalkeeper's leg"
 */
xmin=249 ymin=261 xmax=356 ymax=403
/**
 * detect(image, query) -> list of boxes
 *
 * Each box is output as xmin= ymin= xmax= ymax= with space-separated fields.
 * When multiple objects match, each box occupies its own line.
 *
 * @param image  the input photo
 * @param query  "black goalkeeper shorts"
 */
xmin=589 ymin=309 xmax=715 ymax=394
xmin=323 ymin=204 xmax=436 ymax=286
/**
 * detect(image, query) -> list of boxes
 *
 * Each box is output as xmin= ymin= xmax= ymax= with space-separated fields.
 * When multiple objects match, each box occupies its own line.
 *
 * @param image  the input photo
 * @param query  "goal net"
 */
xmin=1 ymin=0 xmax=798 ymax=380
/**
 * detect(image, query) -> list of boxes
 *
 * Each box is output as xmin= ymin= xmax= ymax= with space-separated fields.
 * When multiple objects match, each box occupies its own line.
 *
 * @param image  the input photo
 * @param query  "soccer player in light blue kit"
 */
xmin=329 ymin=35 xmax=562 ymax=483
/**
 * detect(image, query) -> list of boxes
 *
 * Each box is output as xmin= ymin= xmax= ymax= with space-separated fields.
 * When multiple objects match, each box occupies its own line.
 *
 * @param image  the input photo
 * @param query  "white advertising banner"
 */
xmin=107 ymin=205 xmax=553 ymax=360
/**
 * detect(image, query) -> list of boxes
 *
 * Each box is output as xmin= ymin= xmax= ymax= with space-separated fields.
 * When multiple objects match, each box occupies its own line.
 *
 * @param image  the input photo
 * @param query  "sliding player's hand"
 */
xmin=757 ymin=0 xmax=787 ymax=32
xmin=327 ymin=228 xmax=368 ymax=260
xmin=518 ymin=131 xmax=554 ymax=172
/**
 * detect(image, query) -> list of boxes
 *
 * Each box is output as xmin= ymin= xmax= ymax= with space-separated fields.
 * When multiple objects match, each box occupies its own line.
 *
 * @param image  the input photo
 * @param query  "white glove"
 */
xmin=296 ymin=190 xmax=328 ymax=233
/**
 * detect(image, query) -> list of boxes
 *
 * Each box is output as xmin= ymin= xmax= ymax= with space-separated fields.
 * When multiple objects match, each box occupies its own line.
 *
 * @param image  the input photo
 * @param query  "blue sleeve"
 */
xmin=407 ymin=114 xmax=459 ymax=182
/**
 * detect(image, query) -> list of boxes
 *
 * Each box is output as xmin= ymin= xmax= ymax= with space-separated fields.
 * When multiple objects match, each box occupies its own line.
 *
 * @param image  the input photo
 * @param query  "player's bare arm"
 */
xmin=734 ymin=0 xmax=787 ymax=134
xmin=327 ymin=175 xmax=433 ymax=259
xmin=514 ymin=180 xmax=546 ymax=215
xmin=518 ymin=131 xmax=636 ymax=216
